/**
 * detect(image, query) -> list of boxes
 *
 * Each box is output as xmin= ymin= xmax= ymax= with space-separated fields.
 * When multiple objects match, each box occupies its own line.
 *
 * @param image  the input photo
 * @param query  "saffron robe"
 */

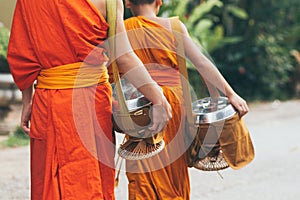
xmin=7 ymin=0 xmax=115 ymax=199
xmin=124 ymin=16 xmax=190 ymax=200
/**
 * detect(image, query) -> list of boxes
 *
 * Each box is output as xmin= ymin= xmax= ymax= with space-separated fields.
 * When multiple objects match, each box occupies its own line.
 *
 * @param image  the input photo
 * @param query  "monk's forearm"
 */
xmin=199 ymin=60 xmax=236 ymax=98
xmin=183 ymin=32 xmax=248 ymax=116
xmin=22 ymin=85 xmax=34 ymax=105
xmin=196 ymin=58 xmax=236 ymax=97
xmin=116 ymin=53 xmax=166 ymax=105
xmin=20 ymin=85 xmax=34 ymax=134
xmin=178 ymin=22 xmax=235 ymax=98
xmin=116 ymin=51 xmax=143 ymax=72
xmin=185 ymin=38 xmax=236 ymax=98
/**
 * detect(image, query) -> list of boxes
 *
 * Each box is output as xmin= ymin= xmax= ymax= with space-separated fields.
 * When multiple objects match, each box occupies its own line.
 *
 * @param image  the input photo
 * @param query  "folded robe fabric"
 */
xmin=218 ymin=114 xmax=255 ymax=169
xmin=187 ymin=113 xmax=255 ymax=170
xmin=126 ymin=86 xmax=190 ymax=200
xmin=124 ymin=16 xmax=190 ymax=200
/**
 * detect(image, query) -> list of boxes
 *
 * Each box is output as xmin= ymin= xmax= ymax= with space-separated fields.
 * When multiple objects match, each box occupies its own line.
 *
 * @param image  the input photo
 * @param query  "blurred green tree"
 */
xmin=126 ymin=0 xmax=300 ymax=100
xmin=159 ymin=0 xmax=249 ymax=98
xmin=212 ymin=0 xmax=300 ymax=100
xmin=0 ymin=23 xmax=10 ymax=73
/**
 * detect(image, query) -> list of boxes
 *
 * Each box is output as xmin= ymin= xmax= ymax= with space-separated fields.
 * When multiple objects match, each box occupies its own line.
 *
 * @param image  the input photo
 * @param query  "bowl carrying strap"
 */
xmin=106 ymin=0 xmax=136 ymax=132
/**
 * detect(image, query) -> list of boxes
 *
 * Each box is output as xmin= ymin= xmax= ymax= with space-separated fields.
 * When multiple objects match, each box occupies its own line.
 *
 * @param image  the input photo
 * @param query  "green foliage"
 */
xmin=161 ymin=0 xmax=299 ymax=101
xmin=0 ymin=23 xmax=10 ymax=73
xmin=160 ymin=0 xmax=247 ymax=53
xmin=160 ymin=0 xmax=249 ymax=98
xmin=185 ymin=0 xmax=223 ymax=25
xmin=158 ymin=0 xmax=188 ymax=17
xmin=212 ymin=0 xmax=300 ymax=100
xmin=226 ymin=5 xmax=248 ymax=20
xmin=0 ymin=126 xmax=30 ymax=148
xmin=125 ymin=0 xmax=300 ymax=101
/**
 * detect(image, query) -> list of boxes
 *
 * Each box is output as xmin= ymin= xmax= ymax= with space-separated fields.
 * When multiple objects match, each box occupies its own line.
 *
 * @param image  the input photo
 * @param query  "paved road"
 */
xmin=0 ymin=146 xmax=30 ymax=200
xmin=0 ymin=100 xmax=300 ymax=200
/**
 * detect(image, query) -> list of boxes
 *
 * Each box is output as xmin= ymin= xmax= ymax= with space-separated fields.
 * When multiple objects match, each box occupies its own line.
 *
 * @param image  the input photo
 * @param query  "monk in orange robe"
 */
xmin=124 ymin=0 xmax=249 ymax=199
xmin=7 ymin=0 xmax=172 ymax=199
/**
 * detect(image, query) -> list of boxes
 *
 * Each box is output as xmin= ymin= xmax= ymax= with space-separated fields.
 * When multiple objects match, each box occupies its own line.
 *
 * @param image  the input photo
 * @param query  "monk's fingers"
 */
xmin=152 ymin=104 xmax=170 ymax=121
xmin=148 ymin=120 xmax=158 ymax=132
xmin=148 ymin=123 xmax=166 ymax=134
xmin=21 ymin=104 xmax=32 ymax=135
xmin=236 ymin=103 xmax=249 ymax=117
xmin=21 ymin=122 xmax=30 ymax=135
xmin=156 ymin=122 xmax=167 ymax=133
xmin=159 ymin=95 xmax=172 ymax=120
xmin=228 ymin=94 xmax=249 ymax=118
xmin=148 ymin=104 xmax=169 ymax=132
xmin=148 ymin=115 xmax=168 ymax=132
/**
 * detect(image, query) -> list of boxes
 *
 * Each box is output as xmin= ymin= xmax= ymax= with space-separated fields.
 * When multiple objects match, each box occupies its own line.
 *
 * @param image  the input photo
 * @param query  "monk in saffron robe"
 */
xmin=124 ymin=0 xmax=249 ymax=199
xmin=7 ymin=0 xmax=172 ymax=199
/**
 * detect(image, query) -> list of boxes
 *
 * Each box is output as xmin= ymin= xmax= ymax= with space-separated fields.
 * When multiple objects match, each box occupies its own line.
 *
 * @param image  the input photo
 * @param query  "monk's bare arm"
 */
xmin=114 ymin=1 xmax=147 ymax=73
xmin=20 ymin=85 xmax=34 ymax=134
xmin=91 ymin=0 xmax=172 ymax=131
xmin=180 ymin=22 xmax=249 ymax=116
xmin=90 ymin=0 xmax=147 ymax=75
xmin=116 ymin=0 xmax=172 ymax=130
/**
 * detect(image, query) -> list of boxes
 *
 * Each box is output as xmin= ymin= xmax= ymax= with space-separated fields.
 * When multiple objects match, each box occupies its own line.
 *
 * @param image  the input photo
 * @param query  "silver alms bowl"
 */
xmin=192 ymin=97 xmax=236 ymax=124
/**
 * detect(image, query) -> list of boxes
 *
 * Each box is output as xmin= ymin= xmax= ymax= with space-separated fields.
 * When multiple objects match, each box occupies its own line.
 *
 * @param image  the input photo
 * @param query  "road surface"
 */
xmin=0 ymin=100 xmax=299 ymax=199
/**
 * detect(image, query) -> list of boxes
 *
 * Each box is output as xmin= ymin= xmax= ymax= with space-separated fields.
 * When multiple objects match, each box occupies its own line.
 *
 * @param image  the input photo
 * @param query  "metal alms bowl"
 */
xmin=111 ymin=80 xmax=160 ymax=133
xmin=126 ymin=95 xmax=152 ymax=112
xmin=112 ymin=78 xmax=162 ymax=113
xmin=192 ymin=97 xmax=236 ymax=124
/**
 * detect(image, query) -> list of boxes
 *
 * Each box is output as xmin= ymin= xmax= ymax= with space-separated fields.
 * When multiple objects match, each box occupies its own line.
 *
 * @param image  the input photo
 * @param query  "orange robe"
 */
xmin=8 ymin=1 xmax=115 ymax=199
xmin=124 ymin=16 xmax=190 ymax=200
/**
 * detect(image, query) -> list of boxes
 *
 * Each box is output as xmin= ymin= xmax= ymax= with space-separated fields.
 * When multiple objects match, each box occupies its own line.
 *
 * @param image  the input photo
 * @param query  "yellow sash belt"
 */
xmin=36 ymin=62 xmax=108 ymax=89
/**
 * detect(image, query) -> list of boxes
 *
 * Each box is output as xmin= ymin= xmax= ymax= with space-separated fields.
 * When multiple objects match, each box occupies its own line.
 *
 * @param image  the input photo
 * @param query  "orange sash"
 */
xmin=36 ymin=62 xmax=108 ymax=89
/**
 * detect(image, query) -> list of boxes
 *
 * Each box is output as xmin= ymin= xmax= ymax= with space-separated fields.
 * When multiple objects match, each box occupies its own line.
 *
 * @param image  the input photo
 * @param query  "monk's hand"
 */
xmin=149 ymin=97 xmax=172 ymax=133
xmin=21 ymin=102 xmax=32 ymax=135
xmin=227 ymin=93 xmax=249 ymax=117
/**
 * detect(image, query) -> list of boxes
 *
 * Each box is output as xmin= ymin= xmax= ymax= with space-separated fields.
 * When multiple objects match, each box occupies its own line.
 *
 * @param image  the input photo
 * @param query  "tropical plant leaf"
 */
xmin=226 ymin=5 xmax=248 ymax=20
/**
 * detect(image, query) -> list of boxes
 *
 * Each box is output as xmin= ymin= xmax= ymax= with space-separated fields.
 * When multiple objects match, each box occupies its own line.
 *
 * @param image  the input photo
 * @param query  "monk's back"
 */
xmin=14 ymin=0 xmax=108 ymax=68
